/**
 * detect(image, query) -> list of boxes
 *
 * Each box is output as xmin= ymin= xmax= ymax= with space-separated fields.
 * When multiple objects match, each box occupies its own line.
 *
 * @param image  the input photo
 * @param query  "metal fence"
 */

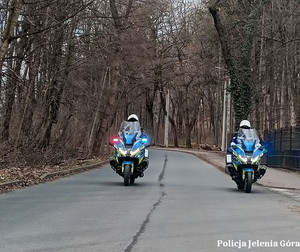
xmin=266 ymin=126 xmax=300 ymax=169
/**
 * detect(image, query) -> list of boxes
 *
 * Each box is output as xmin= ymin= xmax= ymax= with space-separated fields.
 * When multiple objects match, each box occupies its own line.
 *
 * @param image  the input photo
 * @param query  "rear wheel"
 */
xmin=124 ymin=165 xmax=130 ymax=186
xmin=245 ymin=172 xmax=252 ymax=193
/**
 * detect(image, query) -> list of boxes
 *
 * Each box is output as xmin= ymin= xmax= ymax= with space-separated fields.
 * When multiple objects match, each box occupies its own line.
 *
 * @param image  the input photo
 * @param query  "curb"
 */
xmin=0 ymin=161 xmax=108 ymax=190
xmin=40 ymin=161 xmax=108 ymax=180
xmin=0 ymin=180 xmax=24 ymax=188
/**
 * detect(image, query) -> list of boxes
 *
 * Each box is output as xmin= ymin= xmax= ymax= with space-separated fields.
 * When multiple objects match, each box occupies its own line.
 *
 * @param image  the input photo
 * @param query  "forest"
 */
xmin=0 ymin=0 xmax=299 ymax=166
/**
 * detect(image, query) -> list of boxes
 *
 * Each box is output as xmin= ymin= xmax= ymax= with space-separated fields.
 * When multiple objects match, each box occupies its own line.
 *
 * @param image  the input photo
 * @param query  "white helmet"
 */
xmin=127 ymin=114 xmax=139 ymax=122
xmin=239 ymin=120 xmax=251 ymax=129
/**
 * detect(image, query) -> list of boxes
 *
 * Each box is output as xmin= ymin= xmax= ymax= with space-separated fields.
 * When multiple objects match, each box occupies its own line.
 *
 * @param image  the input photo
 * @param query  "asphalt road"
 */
xmin=1 ymin=149 xmax=300 ymax=252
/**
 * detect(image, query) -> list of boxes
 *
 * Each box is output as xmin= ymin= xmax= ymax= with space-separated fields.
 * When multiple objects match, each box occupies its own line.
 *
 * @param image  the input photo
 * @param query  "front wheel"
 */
xmin=245 ymin=172 xmax=252 ymax=193
xmin=124 ymin=164 xmax=130 ymax=186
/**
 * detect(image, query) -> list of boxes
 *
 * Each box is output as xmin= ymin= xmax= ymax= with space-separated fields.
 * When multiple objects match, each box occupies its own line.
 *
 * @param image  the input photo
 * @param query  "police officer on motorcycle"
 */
xmin=231 ymin=120 xmax=252 ymax=144
xmin=118 ymin=114 xmax=145 ymax=144
xmin=225 ymin=119 xmax=267 ymax=191
xmin=118 ymin=114 xmax=148 ymax=177
xmin=226 ymin=120 xmax=261 ymax=175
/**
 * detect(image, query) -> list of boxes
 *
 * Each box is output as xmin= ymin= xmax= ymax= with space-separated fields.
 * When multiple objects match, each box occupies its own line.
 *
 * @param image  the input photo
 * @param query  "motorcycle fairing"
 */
xmin=242 ymin=139 xmax=256 ymax=152
xmin=253 ymin=147 xmax=264 ymax=159
xmin=123 ymin=132 xmax=137 ymax=145
xmin=114 ymin=138 xmax=146 ymax=167
xmin=234 ymin=145 xmax=246 ymax=156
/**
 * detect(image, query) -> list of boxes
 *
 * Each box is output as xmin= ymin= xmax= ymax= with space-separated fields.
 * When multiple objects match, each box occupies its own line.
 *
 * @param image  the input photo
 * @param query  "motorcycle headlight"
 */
xmin=118 ymin=148 xmax=127 ymax=157
xmin=130 ymin=148 xmax=140 ymax=157
xmin=251 ymin=155 xmax=260 ymax=164
xmin=238 ymin=155 xmax=248 ymax=164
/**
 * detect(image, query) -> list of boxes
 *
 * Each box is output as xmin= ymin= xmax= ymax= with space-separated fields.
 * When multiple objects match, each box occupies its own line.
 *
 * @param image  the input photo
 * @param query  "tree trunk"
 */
xmin=91 ymin=66 xmax=119 ymax=156
xmin=0 ymin=0 xmax=23 ymax=88
xmin=38 ymin=23 xmax=65 ymax=147
xmin=1 ymin=19 xmax=29 ymax=142
xmin=145 ymin=87 xmax=156 ymax=145
xmin=88 ymin=69 xmax=109 ymax=156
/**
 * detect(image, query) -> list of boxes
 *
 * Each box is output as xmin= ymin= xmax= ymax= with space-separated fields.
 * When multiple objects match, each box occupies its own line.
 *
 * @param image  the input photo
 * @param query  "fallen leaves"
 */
xmin=0 ymin=157 xmax=108 ymax=193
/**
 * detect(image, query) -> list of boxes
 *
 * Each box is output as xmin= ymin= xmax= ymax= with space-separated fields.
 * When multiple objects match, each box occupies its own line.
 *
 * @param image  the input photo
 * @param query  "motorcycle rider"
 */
xmin=231 ymin=120 xmax=252 ymax=145
xmin=118 ymin=114 xmax=145 ymax=144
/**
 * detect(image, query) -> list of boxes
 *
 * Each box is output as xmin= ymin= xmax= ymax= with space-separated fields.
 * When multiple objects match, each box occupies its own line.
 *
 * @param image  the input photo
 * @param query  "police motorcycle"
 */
xmin=226 ymin=128 xmax=267 ymax=193
xmin=109 ymin=121 xmax=150 ymax=186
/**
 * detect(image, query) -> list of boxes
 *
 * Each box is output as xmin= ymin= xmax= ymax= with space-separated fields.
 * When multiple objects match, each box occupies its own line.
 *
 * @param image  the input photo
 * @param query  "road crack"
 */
xmin=124 ymin=153 xmax=168 ymax=252
xmin=158 ymin=153 xmax=167 ymax=187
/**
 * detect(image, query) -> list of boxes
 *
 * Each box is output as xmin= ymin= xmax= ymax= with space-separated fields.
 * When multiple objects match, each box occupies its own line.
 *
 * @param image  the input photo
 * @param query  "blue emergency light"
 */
xmin=141 ymin=138 xmax=148 ymax=143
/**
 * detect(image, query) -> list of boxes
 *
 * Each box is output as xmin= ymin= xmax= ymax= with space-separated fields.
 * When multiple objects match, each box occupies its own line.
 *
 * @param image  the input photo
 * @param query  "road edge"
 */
xmin=0 ymin=160 xmax=108 ymax=192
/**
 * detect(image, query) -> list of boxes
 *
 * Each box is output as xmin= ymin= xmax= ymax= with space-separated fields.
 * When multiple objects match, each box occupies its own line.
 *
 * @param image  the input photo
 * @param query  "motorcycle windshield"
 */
xmin=237 ymin=129 xmax=260 ymax=152
xmin=119 ymin=121 xmax=141 ymax=145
